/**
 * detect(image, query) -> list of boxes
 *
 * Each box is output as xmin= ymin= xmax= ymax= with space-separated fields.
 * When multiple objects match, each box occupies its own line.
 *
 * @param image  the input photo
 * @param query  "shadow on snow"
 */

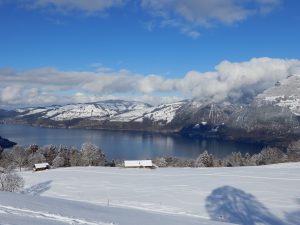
xmin=205 ymin=185 xmax=300 ymax=225
xmin=284 ymin=198 xmax=300 ymax=225
xmin=22 ymin=180 xmax=52 ymax=196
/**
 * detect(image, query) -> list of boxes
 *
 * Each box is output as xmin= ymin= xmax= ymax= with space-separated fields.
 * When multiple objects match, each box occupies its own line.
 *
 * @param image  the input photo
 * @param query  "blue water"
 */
xmin=0 ymin=124 xmax=262 ymax=160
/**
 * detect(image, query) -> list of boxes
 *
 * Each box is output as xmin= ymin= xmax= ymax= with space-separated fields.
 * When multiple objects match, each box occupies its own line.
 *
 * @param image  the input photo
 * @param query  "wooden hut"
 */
xmin=124 ymin=160 xmax=153 ymax=168
xmin=33 ymin=163 xmax=50 ymax=172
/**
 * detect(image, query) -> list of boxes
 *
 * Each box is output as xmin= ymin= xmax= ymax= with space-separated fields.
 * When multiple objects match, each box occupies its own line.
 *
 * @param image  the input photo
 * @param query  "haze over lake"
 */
xmin=0 ymin=124 xmax=262 ymax=160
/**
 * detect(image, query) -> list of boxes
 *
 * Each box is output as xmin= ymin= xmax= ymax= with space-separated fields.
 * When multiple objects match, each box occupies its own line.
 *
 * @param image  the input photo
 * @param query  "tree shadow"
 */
xmin=22 ymin=180 xmax=52 ymax=196
xmin=205 ymin=186 xmax=285 ymax=225
xmin=285 ymin=198 xmax=300 ymax=225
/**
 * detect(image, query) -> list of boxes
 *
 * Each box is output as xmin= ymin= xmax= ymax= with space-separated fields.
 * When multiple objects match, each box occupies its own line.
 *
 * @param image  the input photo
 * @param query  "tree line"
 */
xmin=1 ymin=140 xmax=300 ymax=193
xmin=0 ymin=143 xmax=107 ymax=172
xmin=153 ymin=140 xmax=300 ymax=167
xmin=1 ymin=140 xmax=300 ymax=171
xmin=0 ymin=143 xmax=107 ymax=193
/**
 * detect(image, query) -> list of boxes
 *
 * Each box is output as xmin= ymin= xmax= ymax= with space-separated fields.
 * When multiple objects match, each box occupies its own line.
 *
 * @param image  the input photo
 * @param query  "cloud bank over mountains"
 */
xmin=1 ymin=57 xmax=299 ymax=108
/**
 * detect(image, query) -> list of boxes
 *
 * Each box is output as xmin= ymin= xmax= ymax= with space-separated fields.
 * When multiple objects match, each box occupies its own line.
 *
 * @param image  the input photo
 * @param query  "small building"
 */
xmin=33 ymin=163 xmax=50 ymax=172
xmin=124 ymin=160 xmax=153 ymax=168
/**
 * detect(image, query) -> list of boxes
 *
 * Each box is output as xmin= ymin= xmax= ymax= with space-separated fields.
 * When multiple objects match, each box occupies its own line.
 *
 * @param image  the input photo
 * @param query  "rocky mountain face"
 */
xmin=2 ymin=75 xmax=300 ymax=145
xmin=228 ymin=74 xmax=300 ymax=144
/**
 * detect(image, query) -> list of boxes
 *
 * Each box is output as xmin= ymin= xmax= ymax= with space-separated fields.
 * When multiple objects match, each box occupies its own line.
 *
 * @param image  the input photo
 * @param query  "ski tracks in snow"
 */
xmin=0 ymin=204 xmax=116 ymax=225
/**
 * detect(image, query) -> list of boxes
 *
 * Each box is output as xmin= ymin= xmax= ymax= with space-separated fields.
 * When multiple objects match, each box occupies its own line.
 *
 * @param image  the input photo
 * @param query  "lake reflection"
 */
xmin=0 ymin=124 xmax=262 ymax=160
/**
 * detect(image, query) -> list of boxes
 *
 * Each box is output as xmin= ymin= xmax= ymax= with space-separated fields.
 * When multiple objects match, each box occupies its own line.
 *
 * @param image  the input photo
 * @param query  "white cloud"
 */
xmin=0 ymin=86 xmax=23 ymax=102
xmin=1 ymin=57 xmax=299 ymax=108
xmin=71 ymin=93 xmax=183 ymax=106
xmin=20 ymin=0 xmax=124 ymax=14
xmin=141 ymin=0 xmax=281 ymax=37
xmin=177 ymin=57 xmax=300 ymax=102
xmin=0 ymin=85 xmax=60 ymax=106
xmin=1 ymin=0 xmax=280 ymax=37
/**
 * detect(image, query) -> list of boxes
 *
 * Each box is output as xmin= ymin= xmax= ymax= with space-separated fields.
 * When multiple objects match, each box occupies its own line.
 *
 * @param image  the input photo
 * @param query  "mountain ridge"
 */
xmin=1 ymin=75 xmax=300 ymax=145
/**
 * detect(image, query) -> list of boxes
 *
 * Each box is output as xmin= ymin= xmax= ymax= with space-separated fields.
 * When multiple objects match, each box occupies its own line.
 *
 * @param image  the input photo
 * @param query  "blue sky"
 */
xmin=0 ymin=0 xmax=300 ymax=107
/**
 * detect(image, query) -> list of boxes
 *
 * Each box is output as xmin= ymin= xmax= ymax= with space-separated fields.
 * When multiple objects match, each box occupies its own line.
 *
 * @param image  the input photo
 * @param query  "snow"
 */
xmin=257 ymin=74 xmax=300 ymax=115
xmin=259 ymin=162 xmax=300 ymax=168
xmin=34 ymin=163 xmax=50 ymax=169
xmin=16 ymin=100 xmax=185 ymax=124
xmin=16 ymin=101 xmax=152 ymax=122
xmin=1 ymin=191 xmax=221 ymax=225
xmin=109 ymin=108 xmax=151 ymax=122
xmin=142 ymin=102 xmax=184 ymax=123
xmin=124 ymin=160 xmax=153 ymax=167
xmin=23 ymin=108 xmax=50 ymax=116
xmin=110 ymin=102 xmax=185 ymax=123
xmin=43 ymin=104 xmax=117 ymax=121
xmin=264 ymin=95 xmax=285 ymax=102
xmin=8 ymin=164 xmax=300 ymax=225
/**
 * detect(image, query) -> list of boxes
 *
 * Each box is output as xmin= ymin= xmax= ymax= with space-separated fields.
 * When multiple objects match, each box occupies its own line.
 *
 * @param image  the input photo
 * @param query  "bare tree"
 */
xmin=195 ymin=151 xmax=214 ymax=167
xmin=243 ymin=153 xmax=252 ymax=166
xmin=27 ymin=151 xmax=46 ymax=168
xmin=287 ymin=140 xmax=300 ymax=162
xmin=52 ymin=154 xmax=65 ymax=168
xmin=226 ymin=152 xmax=244 ymax=167
xmin=40 ymin=145 xmax=58 ymax=165
xmin=69 ymin=150 xmax=81 ymax=167
xmin=10 ymin=145 xmax=27 ymax=171
xmin=80 ymin=143 xmax=106 ymax=166
xmin=0 ymin=171 xmax=24 ymax=192
xmin=0 ymin=150 xmax=11 ymax=169
xmin=250 ymin=153 xmax=265 ymax=166
xmin=260 ymin=147 xmax=286 ymax=164
xmin=26 ymin=144 xmax=39 ymax=155
xmin=153 ymin=157 xmax=168 ymax=167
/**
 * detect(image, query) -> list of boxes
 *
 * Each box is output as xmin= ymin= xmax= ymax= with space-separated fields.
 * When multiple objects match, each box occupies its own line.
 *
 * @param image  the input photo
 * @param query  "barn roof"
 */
xmin=34 ymin=163 xmax=50 ymax=169
xmin=124 ymin=160 xmax=152 ymax=167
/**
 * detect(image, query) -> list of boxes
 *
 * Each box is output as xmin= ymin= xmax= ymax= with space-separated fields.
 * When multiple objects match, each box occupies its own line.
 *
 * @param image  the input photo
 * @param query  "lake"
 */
xmin=0 ymin=124 xmax=263 ymax=160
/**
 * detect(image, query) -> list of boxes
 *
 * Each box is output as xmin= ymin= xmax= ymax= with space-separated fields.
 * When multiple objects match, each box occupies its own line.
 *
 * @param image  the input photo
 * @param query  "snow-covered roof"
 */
xmin=124 ymin=160 xmax=152 ymax=167
xmin=34 ymin=163 xmax=50 ymax=169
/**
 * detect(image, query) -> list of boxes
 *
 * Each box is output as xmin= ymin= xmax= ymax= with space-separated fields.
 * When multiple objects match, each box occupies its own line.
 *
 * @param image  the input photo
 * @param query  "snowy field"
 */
xmin=1 ymin=164 xmax=300 ymax=225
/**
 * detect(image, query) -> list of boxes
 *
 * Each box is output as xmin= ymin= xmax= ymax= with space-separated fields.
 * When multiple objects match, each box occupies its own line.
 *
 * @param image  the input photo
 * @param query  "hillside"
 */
xmin=5 ymin=164 xmax=298 ymax=225
xmin=0 ymin=136 xmax=16 ymax=148
xmin=11 ymin=100 xmax=187 ymax=131
xmin=2 ymin=75 xmax=300 ymax=144
xmin=256 ymin=75 xmax=300 ymax=116
xmin=0 ymin=192 xmax=213 ymax=225
xmin=228 ymin=75 xmax=300 ymax=143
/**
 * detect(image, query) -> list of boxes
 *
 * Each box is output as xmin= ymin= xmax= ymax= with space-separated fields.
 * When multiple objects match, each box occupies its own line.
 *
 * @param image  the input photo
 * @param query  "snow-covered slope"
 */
xmin=17 ymin=164 xmax=300 ymax=225
xmin=16 ymin=100 xmax=186 ymax=124
xmin=0 ymin=192 xmax=215 ymax=225
xmin=256 ymin=74 xmax=300 ymax=116
xmin=27 ymin=100 xmax=151 ymax=121
xmin=142 ymin=102 xmax=185 ymax=123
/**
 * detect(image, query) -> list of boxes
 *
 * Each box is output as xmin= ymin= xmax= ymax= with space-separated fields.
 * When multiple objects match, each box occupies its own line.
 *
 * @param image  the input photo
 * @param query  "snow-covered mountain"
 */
xmin=256 ymin=74 xmax=300 ymax=116
xmin=15 ymin=100 xmax=186 ymax=125
xmin=11 ymin=75 xmax=300 ymax=128
xmin=2 ymin=74 xmax=300 ymax=144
